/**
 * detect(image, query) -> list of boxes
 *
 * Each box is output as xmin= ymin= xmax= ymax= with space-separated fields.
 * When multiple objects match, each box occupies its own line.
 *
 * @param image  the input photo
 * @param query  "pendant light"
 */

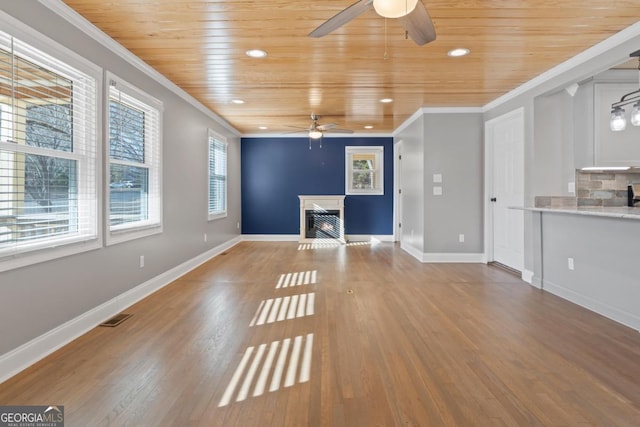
xmin=610 ymin=49 xmax=640 ymax=131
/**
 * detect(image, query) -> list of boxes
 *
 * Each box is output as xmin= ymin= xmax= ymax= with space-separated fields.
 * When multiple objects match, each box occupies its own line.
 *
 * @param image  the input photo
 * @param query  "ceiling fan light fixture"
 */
xmin=373 ymin=0 xmax=419 ymax=18
xmin=309 ymin=130 xmax=323 ymax=139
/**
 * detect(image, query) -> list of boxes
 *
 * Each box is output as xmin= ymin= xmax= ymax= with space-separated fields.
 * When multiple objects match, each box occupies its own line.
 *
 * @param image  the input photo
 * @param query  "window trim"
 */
xmin=0 ymin=11 xmax=102 ymax=273
xmin=105 ymin=71 xmax=163 ymax=245
xmin=345 ymin=146 xmax=384 ymax=195
xmin=208 ymin=129 xmax=228 ymax=221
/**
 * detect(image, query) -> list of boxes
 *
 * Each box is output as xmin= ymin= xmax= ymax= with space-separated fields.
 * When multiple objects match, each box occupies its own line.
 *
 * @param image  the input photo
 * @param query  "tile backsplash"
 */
xmin=576 ymin=171 xmax=640 ymax=207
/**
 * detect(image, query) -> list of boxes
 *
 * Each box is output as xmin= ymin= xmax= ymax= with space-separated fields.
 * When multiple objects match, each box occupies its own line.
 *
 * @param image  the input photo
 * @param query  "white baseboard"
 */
xmin=241 ymin=234 xmax=299 ymax=242
xmin=240 ymin=234 xmax=395 ymax=243
xmin=421 ymin=252 xmax=484 ymax=263
xmin=398 ymin=244 xmax=482 ymax=264
xmin=543 ymin=279 xmax=640 ymax=332
xmin=346 ymin=235 xmax=395 ymax=243
xmin=0 ymin=236 xmax=241 ymax=385
xmin=522 ymin=269 xmax=534 ymax=284
xmin=400 ymin=242 xmax=424 ymax=262
xmin=531 ymin=275 xmax=543 ymax=289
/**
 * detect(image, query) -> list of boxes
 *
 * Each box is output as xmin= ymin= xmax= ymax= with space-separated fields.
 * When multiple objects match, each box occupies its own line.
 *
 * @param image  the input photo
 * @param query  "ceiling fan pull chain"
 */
xmin=384 ymin=18 xmax=389 ymax=60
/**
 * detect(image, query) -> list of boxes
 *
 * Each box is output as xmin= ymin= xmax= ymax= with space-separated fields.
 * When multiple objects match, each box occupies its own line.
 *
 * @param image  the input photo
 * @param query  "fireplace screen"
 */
xmin=305 ymin=210 xmax=341 ymax=239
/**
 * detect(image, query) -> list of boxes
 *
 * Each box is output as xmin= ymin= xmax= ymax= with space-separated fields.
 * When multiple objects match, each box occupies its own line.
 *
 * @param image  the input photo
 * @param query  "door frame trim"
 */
xmin=483 ymin=107 xmax=525 ymax=265
xmin=393 ymin=139 xmax=403 ymax=242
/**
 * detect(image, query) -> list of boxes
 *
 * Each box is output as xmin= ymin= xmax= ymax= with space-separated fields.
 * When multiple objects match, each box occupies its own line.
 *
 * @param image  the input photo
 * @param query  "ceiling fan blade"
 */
xmin=318 ymin=123 xmax=338 ymax=131
xmin=397 ymin=0 xmax=436 ymax=46
xmin=285 ymin=125 xmax=312 ymax=130
xmin=324 ymin=128 xmax=354 ymax=134
xmin=309 ymin=0 xmax=374 ymax=38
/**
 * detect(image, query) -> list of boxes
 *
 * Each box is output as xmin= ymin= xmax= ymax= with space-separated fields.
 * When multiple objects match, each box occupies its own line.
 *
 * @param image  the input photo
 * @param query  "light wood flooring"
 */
xmin=1 ymin=241 xmax=640 ymax=426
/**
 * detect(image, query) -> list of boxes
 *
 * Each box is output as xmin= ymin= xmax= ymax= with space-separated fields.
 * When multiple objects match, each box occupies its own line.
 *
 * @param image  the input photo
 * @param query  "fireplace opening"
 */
xmin=305 ymin=210 xmax=341 ymax=239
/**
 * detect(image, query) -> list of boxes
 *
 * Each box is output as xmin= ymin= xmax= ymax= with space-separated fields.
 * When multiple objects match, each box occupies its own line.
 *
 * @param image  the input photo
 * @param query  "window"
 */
xmin=107 ymin=72 xmax=162 ymax=244
xmin=345 ymin=146 xmax=384 ymax=195
xmin=0 ymin=24 xmax=99 ymax=271
xmin=208 ymin=129 xmax=227 ymax=220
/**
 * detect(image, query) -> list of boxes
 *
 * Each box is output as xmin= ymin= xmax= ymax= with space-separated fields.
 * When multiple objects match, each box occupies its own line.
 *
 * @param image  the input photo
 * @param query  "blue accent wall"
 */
xmin=241 ymin=136 xmax=394 ymax=235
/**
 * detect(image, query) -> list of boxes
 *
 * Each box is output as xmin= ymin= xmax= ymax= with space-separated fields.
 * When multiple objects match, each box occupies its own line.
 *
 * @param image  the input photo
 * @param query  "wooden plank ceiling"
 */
xmin=62 ymin=0 xmax=640 ymax=134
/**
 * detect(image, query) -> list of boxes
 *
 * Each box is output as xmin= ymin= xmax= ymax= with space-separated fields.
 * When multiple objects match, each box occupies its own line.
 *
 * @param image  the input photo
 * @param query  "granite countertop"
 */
xmin=512 ymin=206 xmax=640 ymax=220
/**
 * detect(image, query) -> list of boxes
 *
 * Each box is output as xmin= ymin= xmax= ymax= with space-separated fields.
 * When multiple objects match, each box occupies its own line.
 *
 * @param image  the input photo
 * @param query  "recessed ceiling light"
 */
xmin=231 ymin=99 xmax=245 ymax=104
xmin=380 ymin=98 xmax=393 ymax=103
xmin=448 ymin=48 xmax=470 ymax=57
xmin=246 ymin=49 xmax=267 ymax=58
xmin=364 ymin=125 xmax=374 ymax=129
xmin=258 ymin=126 xmax=268 ymax=130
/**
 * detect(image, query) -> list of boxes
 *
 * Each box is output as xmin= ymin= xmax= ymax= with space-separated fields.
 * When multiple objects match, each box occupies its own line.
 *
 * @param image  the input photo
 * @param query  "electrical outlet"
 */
xmin=568 ymin=182 xmax=576 ymax=194
xmin=459 ymin=234 xmax=465 ymax=243
xmin=204 ymin=233 xmax=207 ymax=242
xmin=567 ymin=257 xmax=574 ymax=271
xmin=433 ymin=186 xmax=442 ymax=196
xmin=237 ymin=222 xmax=240 ymax=229
xmin=139 ymin=255 xmax=145 ymax=268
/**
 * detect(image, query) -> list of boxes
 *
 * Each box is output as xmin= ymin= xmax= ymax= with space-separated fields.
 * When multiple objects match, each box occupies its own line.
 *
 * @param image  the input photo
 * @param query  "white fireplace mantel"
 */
xmin=298 ymin=195 xmax=345 ymax=243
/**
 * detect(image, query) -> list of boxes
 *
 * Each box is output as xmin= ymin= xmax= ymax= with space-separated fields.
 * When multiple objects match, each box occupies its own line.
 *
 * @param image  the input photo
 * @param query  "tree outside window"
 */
xmin=345 ymin=146 xmax=384 ymax=195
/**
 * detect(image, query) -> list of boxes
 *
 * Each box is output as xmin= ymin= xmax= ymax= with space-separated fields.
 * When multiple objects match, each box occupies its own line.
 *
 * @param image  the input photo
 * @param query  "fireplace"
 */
xmin=305 ymin=210 xmax=341 ymax=239
xmin=298 ymin=195 xmax=345 ymax=243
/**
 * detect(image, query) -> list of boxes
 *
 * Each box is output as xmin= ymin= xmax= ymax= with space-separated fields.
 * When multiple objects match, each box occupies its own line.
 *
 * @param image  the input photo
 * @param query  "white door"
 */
xmin=394 ymin=140 xmax=403 ymax=242
xmin=485 ymin=108 xmax=524 ymax=272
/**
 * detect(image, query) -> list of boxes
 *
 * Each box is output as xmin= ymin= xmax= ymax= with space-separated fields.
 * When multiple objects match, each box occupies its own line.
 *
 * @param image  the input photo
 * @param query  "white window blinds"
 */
xmin=208 ymin=130 xmax=227 ymax=219
xmin=0 ymin=29 xmax=98 ymax=263
xmin=107 ymin=73 xmax=162 ymax=243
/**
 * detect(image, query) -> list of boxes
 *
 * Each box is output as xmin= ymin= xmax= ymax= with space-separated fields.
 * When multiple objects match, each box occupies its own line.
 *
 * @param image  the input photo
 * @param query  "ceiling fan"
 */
xmin=309 ymin=0 xmax=436 ymax=46
xmin=288 ymin=113 xmax=354 ymax=149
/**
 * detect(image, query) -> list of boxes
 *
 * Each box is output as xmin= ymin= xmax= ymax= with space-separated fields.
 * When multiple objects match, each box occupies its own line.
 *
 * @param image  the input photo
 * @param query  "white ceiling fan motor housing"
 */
xmin=373 ymin=0 xmax=419 ymax=18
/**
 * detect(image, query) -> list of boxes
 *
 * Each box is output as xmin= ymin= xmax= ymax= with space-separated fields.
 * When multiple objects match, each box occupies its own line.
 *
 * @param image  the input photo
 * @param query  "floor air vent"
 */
xmin=99 ymin=313 xmax=132 ymax=327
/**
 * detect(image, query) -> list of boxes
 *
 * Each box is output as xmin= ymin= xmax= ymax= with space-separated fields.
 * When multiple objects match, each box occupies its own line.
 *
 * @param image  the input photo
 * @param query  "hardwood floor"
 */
xmin=1 ymin=241 xmax=639 ymax=426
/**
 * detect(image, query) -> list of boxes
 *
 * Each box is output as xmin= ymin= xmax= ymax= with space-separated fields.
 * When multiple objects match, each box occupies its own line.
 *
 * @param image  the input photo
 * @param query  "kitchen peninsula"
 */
xmin=521 ymin=204 xmax=640 ymax=332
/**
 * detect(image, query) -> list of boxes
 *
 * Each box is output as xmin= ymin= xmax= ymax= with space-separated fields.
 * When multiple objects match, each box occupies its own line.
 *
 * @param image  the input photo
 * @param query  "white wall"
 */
xmin=0 ymin=2 xmax=241 ymax=359
xmin=533 ymin=91 xmax=575 ymax=196
xmin=396 ymin=115 xmax=425 ymax=255
xmin=395 ymin=111 xmax=484 ymax=262
xmin=422 ymin=113 xmax=484 ymax=256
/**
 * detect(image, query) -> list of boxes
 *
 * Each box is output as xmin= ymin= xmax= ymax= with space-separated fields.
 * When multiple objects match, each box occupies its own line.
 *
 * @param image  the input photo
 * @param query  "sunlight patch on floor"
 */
xmin=249 ymin=293 xmax=315 ymax=327
xmin=298 ymin=242 xmax=341 ymax=250
xmin=297 ymin=241 xmax=373 ymax=250
xmin=218 ymin=333 xmax=314 ymax=407
xmin=276 ymin=270 xmax=317 ymax=288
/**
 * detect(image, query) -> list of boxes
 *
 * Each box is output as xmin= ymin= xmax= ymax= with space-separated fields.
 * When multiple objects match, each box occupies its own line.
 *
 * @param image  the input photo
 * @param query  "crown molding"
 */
xmin=483 ymin=20 xmax=640 ymax=112
xmin=393 ymin=106 xmax=483 ymax=136
xmin=241 ymin=133 xmax=393 ymax=139
xmin=38 ymin=0 xmax=240 ymax=137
